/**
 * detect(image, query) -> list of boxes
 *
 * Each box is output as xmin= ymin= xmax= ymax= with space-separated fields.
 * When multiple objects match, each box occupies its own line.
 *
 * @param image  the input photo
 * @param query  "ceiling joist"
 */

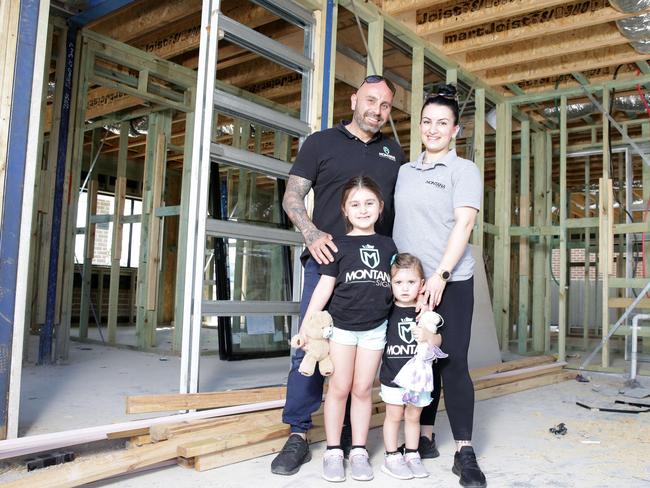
xmin=462 ymin=23 xmax=626 ymax=72
xmin=426 ymin=4 xmax=648 ymax=55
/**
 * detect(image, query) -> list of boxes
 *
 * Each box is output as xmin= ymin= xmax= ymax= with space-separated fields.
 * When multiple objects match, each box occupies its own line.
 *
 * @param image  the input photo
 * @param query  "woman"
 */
xmin=392 ymin=84 xmax=486 ymax=488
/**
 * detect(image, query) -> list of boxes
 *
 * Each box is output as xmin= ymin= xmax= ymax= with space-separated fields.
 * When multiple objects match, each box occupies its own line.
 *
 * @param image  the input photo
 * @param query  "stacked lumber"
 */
xmin=4 ymin=355 xmax=574 ymax=487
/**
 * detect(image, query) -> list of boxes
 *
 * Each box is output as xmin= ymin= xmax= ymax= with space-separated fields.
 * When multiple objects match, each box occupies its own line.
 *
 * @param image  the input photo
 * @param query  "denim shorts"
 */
xmin=380 ymin=384 xmax=432 ymax=408
xmin=329 ymin=320 xmax=387 ymax=350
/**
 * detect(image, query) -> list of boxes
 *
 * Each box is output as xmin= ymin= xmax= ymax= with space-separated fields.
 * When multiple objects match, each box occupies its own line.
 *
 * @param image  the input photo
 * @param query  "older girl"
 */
xmin=301 ymin=175 xmax=396 ymax=482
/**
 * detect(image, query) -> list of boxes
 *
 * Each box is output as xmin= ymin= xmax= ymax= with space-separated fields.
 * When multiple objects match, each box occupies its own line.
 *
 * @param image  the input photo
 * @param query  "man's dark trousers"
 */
xmin=282 ymin=258 xmax=324 ymax=433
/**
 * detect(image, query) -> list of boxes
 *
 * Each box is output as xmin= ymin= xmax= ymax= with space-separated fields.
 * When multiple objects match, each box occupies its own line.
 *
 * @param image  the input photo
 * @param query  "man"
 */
xmin=271 ymin=76 xmax=406 ymax=476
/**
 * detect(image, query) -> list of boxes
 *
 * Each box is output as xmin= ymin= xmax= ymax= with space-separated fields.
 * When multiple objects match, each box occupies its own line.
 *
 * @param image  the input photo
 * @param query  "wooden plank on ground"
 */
xmin=193 ymin=436 xmax=287 ymax=472
xmin=127 ymin=385 xmax=287 ymax=414
xmin=150 ymin=409 xmax=282 ymax=442
xmin=474 ymin=362 xmax=566 ymax=390
xmin=469 ymin=355 xmax=556 ymax=379
xmin=177 ymin=424 xmax=290 ymax=458
xmin=106 ymin=427 xmax=150 ymax=440
xmin=475 ymin=371 xmax=577 ymax=402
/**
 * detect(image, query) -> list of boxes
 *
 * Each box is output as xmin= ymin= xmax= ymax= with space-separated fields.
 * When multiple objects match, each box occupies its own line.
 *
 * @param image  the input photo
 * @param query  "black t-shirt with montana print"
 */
xmin=319 ymin=234 xmax=397 ymax=332
xmin=380 ymin=306 xmax=418 ymax=388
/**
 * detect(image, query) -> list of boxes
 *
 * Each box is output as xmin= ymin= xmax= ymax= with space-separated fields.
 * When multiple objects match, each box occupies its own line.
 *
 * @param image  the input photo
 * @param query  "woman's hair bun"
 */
xmin=433 ymin=83 xmax=457 ymax=99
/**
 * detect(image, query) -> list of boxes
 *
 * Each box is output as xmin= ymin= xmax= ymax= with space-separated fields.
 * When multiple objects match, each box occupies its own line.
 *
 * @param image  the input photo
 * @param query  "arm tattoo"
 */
xmin=283 ymin=175 xmax=321 ymax=244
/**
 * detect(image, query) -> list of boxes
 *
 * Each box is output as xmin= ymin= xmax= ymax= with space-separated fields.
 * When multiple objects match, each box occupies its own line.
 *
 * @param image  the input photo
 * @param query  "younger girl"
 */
xmin=380 ymin=253 xmax=442 ymax=480
xmin=300 ymin=176 xmax=396 ymax=482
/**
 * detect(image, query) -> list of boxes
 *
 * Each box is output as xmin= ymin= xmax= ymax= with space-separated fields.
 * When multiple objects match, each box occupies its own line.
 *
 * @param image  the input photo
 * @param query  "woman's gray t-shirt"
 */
xmin=392 ymin=149 xmax=482 ymax=281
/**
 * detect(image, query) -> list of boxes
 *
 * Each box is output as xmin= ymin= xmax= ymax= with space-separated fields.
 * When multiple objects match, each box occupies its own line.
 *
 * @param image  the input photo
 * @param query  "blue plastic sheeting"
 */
xmin=38 ymin=27 xmax=76 ymax=364
xmin=0 ymin=0 xmax=41 ymax=433
xmin=320 ymin=0 xmax=334 ymax=131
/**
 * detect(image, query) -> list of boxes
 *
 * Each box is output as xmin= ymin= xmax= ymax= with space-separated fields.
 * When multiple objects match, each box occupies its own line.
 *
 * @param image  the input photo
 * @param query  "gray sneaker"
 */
xmin=349 ymin=447 xmax=373 ymax=481
xmin=322 ymin=448 xmax=345 ymax=482
xmin=404 ymin=452 xmax=429 ymax=478
xmin=381 ymin=452 xmax=413 ymax=480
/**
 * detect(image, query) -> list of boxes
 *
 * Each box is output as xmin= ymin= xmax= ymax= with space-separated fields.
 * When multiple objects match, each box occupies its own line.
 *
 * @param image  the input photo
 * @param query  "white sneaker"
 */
xmin=381 ymin=452 xmax=413 ymax=480
xmin=349 ymin=447 xmax=373 ymax=481
xmin=404 ymin=451 xmax=429 ymax=478
xmin=322 ymin=448 xmax=345 ymax=482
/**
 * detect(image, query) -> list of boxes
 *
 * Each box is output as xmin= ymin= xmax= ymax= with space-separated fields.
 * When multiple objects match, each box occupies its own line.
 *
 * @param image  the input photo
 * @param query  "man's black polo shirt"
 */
xmin=289 ymin=121 xmax=405 ymax=245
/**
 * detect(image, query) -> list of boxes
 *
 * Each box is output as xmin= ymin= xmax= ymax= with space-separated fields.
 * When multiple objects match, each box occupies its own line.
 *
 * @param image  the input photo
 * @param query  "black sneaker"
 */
xmin=271 ymin=434 xmax=312 ymax=475
xmin=452 ymin=446 xmax=487 ymax=488
xmin=341 ymin=423 xmax=352 ymax=459
xmin=400 ymin=434 xmax=440 ymax=459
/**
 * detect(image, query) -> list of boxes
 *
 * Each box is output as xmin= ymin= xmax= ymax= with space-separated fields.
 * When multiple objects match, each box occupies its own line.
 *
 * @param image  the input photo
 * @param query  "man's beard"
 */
xmin=353 ymin=109 xmax=384 ymax=134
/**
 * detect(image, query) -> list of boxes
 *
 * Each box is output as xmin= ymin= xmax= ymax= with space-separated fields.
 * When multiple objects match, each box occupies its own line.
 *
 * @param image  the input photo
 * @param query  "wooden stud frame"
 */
xmin=517 ymin=119 xmax=530 ymax=355
xmin=492 ymin=103 xmax=512 ymax=351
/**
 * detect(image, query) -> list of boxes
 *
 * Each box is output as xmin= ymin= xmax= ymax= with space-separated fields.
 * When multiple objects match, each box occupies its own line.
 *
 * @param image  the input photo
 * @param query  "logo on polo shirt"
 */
xmin=378 ymin=145 xmax=396 ymax=162
xmin=425 ymin=180 xmax=446 ymax=189
xmin=360 ymin=244 xmax=380 ymax=269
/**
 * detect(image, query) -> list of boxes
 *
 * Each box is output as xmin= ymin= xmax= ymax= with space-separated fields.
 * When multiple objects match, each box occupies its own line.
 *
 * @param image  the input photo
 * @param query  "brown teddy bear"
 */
xmin=290 ymin=310 xmax=334 ymax=377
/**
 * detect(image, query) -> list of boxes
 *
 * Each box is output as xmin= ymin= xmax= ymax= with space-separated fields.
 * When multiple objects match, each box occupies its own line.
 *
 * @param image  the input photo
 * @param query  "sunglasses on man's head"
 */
xmin=361 ymin=74 xmax=396 ymax=94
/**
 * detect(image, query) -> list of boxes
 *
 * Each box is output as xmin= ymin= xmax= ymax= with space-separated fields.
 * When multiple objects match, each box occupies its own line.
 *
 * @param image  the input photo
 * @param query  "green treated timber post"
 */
xmin=147 ymin=112 xmax=172 ymax=346
xmin=472 ymin=88 xmax=485 ymax=251
xmin=641 ymin=122 xmax=650 ymax=353
xmin=367 ymin=15 xmax=384 ymax=75
xmin=97 ymin=269 xmax=104 ymax=326
xmin=107 ymin=122 xmax=128 ymax=343
xmin=531 ymin=131 xmax=547 ymax=352
xmin=617 ymin=153 xmax=625 ymax=283
xmin=446 ymin=68 xmax=457 ymax=85
xmin=600 ymin=89 xmax=611 ymax=368
xmin=326 ymin=2 xmax=338 ymax=128
xmin=136 ymin=114 xmax=159 ymax=348
xmin=583 ymin=158 xmax=591 ymax=351
xmin=136 ymin=111 xmax=171 ymax=348
xmin=544 ymin=132 xmax=553 ymax=353
xmin=172 ymin=99 xmax=195 ymax=352
xmin=558 ymin=96 xmax=568 ymax=362
xmin=517 ymin=119 xmax=530 ymax=354
xmin=446 ymin=69 xmax=457 ymax=150
xmin=79 ymin=156 xmax=99 ymax=341
xmin=493 ymin=102 xmax=512 ymax=352
xmin=410 ymin=45 xmax=423 ymax=160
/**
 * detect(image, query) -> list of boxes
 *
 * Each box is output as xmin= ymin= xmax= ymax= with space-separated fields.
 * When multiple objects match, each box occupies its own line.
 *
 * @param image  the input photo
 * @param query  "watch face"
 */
xmin=441 ymin=271 xmax=451 ymax=281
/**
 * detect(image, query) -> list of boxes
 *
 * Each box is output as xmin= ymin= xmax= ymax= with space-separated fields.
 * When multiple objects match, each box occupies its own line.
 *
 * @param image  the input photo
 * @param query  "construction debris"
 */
xmin=549 ymin=423 xmax=567 ymax=436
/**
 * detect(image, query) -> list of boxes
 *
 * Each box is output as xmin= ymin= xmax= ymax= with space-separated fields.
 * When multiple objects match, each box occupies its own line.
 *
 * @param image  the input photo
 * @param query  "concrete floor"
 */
xmin=5 ymin=336 xmax=650 ymax=487
xmin=17 ymin=336 xmax=290 ymax=435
